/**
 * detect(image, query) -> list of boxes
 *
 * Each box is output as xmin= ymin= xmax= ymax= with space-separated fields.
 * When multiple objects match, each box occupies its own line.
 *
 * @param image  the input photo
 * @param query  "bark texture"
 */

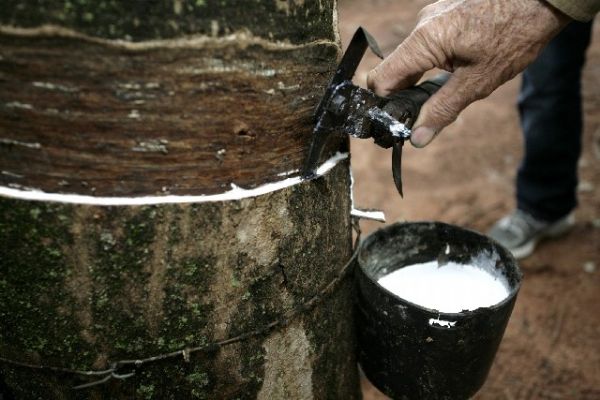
xmin=0 ymin=1 xmax=360 ymax=399
xmin=0 ymin=164 xmax=357 ymax=399
xmin=0 ymin=29 xmax=342 ymax=196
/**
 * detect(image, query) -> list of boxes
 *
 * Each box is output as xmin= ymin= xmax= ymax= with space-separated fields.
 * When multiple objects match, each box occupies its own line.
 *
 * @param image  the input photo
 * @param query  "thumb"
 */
xmin=410 ymin=69 xmax=488 ymax=148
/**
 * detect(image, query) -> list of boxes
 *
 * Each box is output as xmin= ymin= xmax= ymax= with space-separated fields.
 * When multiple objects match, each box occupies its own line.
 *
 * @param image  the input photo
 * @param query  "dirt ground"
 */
xmin=337 ymin=1 xmax=600 ymax=399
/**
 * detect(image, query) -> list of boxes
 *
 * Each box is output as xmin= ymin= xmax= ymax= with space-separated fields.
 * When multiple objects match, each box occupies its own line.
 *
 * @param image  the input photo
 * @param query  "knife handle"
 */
xmin=382 ymin=72 xmax=451 ymax=128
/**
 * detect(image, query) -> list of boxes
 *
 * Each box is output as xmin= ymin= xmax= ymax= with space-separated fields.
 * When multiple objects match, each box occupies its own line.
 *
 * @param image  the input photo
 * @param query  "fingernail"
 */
xmin=410 ymin=126 xmax=436 ymax=148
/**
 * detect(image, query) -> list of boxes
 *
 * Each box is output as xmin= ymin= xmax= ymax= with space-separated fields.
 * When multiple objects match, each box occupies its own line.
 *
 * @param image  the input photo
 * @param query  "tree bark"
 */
xmin=0 ymin=1 xmax=360 ymax=399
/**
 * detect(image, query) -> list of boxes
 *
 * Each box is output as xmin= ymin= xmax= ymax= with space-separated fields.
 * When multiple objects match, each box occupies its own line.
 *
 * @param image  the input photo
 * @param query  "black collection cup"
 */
xmin=355 ymin=222 xmax=522 ymax=400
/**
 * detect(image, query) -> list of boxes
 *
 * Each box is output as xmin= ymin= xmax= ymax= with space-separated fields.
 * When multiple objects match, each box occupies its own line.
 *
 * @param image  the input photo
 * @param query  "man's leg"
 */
xmin=517 ymin=21 xmax=593 ymax=221
xmin=489 ymin=21 xmax=593 ymax=259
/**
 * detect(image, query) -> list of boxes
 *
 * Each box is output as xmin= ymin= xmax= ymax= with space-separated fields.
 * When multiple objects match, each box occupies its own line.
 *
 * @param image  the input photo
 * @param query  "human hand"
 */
xmin=367 ymin=0 xmax=570 ymax=147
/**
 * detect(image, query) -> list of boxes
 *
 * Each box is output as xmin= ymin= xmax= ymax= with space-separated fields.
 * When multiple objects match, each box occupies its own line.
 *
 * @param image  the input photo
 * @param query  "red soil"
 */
xmin=338 ymin=1 xmax=600 ymax=398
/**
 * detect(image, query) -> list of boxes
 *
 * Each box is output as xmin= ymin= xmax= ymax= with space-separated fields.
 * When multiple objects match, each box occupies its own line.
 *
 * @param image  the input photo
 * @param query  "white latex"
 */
xmin=0 ymin=152 xmax=347 ymax=206
xmin=377 ymin=260 xmax=509 ymax=313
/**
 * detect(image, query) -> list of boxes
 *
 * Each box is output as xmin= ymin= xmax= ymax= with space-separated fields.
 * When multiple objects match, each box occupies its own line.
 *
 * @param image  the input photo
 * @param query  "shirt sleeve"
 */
xmin=546 ymin=0 xmax=600 ymax=21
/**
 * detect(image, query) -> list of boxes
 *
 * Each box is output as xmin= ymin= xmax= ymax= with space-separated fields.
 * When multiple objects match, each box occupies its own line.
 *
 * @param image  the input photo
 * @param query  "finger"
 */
xmin=367 ymin=30 xmax=437 ymax=97
xmin=410 ymin=68 xmax=492 ymax=148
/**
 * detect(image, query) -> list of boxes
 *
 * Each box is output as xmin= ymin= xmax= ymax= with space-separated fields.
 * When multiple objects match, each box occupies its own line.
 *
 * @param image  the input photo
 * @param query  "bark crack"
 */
xmin=278 ymin=262 xmax=289 ymax=287
xmin=144 ymin=209 xmax=173 ymax=334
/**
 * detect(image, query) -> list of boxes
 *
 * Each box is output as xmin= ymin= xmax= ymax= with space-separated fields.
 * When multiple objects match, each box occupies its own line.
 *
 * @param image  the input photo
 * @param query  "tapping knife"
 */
xmin=301 ymin=27 xmax=449 ymax=197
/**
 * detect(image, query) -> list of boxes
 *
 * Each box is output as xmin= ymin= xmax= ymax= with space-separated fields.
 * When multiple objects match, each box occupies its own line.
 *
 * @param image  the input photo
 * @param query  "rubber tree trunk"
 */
xmin=0 ymin=1 xmax=360 ymax=399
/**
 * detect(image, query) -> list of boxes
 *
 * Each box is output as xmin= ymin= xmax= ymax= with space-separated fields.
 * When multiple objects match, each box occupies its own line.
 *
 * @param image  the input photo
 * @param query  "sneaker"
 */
xmin=488 ymin=210 xmax=575 ymax=259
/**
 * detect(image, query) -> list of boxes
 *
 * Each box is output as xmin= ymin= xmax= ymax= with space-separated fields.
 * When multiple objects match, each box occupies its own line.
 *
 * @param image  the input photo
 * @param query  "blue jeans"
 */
xmin=517 ymin=21 xmax=593 ymax=222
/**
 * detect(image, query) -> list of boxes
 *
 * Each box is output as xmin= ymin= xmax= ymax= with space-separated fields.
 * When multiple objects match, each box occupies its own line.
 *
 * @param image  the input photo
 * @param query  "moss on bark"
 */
xmin=0 ymin=0 xmax=337 ymax=43
xmin=0 ymin=162 xmax=359 ymax=399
